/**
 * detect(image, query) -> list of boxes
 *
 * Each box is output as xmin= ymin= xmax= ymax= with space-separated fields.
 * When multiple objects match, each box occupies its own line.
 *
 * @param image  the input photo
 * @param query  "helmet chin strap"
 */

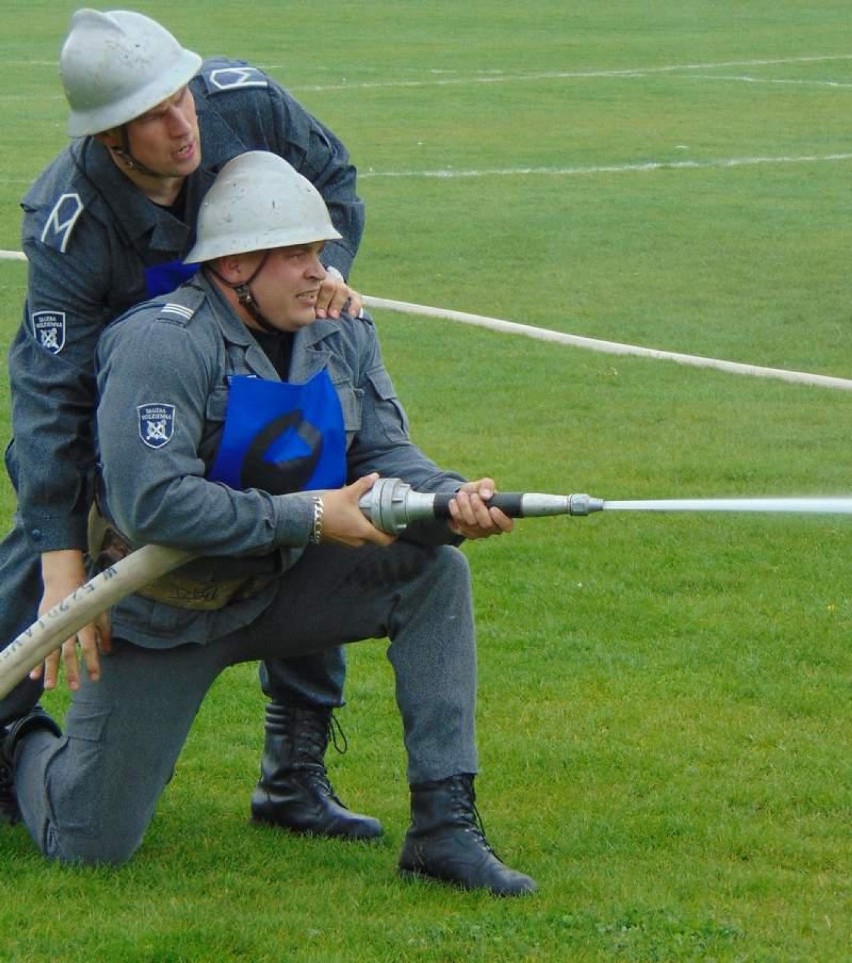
xmin=109 ymin=125 xmax=168 ymax=179
xmin=206 ymin=253 xmax=279 ymax=333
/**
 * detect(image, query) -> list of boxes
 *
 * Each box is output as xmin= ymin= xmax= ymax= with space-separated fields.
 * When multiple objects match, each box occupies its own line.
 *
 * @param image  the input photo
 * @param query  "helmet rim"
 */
xmin=184 ymin=152 xmax=342 ymax=265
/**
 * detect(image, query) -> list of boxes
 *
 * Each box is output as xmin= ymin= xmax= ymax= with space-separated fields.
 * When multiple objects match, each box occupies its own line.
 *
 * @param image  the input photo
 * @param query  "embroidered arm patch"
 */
xmin=31 ymin=311 xmax=67 ymax=354
xmin=138 ymin=403 xmax=176 ymax=449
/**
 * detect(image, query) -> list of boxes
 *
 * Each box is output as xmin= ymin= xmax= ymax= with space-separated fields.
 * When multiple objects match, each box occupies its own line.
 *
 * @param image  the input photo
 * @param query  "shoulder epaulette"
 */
xmin=196 ymin=59 xmax=269 ymax=96
xmin=115 ymin=282 xmax=206 ymax=329
xmin=38 ymin=191 xmax=85 ymax=255
xmin=154 ymin=281 xmax=207 ymax=322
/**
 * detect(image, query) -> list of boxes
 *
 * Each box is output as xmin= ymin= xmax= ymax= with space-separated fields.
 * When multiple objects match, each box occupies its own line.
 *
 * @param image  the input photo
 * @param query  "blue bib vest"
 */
xmin=209 ymin=370 xmax=346 ymax=495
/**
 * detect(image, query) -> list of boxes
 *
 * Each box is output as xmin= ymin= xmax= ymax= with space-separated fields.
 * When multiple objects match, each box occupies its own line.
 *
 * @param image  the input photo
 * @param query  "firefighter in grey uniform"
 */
xmin=0 ymin=9 xmax=376 ymax=838
xmin=3 ymin=152 xmax=537 ymax=896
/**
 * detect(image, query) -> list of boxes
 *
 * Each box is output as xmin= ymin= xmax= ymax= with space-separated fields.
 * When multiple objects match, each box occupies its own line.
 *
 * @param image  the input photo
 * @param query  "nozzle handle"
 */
xmin=432 ymin=492 xmax=525 ymax=518
xmin=433 ymin=491 xmax=603 ymax=518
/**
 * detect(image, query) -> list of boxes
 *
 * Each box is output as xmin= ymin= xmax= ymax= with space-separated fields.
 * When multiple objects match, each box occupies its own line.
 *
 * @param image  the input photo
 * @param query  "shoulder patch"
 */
xmin=39 ymin=193 xmax=84 ymax=254
xmin=206 ymin=66 xmax=269 ymax=92
xmin=31 ymin=311 xmax=66 ymax=354
xmin=138 ymin=404 xmax=176 ymax=449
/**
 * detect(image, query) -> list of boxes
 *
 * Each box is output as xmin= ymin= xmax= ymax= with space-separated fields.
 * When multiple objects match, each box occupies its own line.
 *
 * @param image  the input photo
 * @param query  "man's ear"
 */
xmin=211 ymin=254 xmax=246 ymax=283
xmin=94 ymin=129 xmax=122 ymax=150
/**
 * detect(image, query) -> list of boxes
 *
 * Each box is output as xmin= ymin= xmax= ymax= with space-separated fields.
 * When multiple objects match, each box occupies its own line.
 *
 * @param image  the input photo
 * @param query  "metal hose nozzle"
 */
xmin=358 ymin=478 xmax=603 ymax=534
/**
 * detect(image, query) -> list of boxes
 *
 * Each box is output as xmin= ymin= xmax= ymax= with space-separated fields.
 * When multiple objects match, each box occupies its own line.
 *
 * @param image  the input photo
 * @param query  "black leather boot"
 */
xmin=399 ymin=773 xmax=537 ymax=896
xmin=250 ymin=702 xmax=382 ymax=840
xmin=1 ymin=706 xmax=61 ymax=825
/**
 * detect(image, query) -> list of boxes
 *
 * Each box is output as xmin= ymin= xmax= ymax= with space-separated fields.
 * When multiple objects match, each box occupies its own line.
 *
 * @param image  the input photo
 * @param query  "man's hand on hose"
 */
xmin=318 ymin=475 xmax=396 ymax=548
xmin=30 ymin=549 xmax=113 ymax=690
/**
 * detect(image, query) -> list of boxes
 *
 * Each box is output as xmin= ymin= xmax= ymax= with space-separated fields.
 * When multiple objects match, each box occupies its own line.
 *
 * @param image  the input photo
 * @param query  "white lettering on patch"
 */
xmin=138 ymin=403 xmax=176 ymax=449
xmin=32 ymin=311 xmax=66 ymax=354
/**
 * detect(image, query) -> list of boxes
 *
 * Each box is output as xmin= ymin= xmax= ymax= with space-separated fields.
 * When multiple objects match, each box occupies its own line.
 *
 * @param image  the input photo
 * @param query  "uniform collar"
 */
xmin=72 ymin=138 xmax=192 ymax=253
xmin=193 ymin=271 xmax=339 ymax=380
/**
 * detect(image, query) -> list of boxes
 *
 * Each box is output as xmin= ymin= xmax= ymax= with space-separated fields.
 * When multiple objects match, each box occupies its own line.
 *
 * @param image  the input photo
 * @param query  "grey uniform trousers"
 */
xmin=14 ymin=541 xmax=478 ymax=865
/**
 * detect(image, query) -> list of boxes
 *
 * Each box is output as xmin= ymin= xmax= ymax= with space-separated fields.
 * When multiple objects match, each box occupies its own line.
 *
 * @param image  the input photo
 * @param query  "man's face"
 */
xmin=116 ymin=86 xmax=201 ymax=177
xmin=239 ymin=242 xmax=327 ymax=333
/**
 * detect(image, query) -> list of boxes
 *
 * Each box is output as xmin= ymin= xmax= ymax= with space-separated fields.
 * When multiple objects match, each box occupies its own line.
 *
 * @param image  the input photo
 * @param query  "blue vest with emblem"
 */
xmin=209 ymin=370 xmax=346 ymax=495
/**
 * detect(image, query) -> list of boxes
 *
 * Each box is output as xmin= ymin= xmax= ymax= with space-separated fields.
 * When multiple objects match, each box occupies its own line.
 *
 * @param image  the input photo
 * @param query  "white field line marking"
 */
xmin=5 ymin=153 xmax=852 ymax=190
xmin=3 ymin=71 xmax=849 ymax=109
xmin=3 ymin=153 xmax=850 ymax=192
xmin=289 ymin=54 xmax=852 ymax=92
xmin=362 ymin=296 xmax=852 ymax=393
xmin=6 ymin=152 xmax=852 ymax=189
xmin=10 ymin=53 xmax=847 ymax=91
xmin=0 ymin=94 xmax=64 ymax=101
xmin=688 ymin=73 xmax=852 ymax=89
xmin=9 ymin=65 xmax=845 ymax=103
xmin=360 ymin=152 xmax=852 ymax=179
xmin=5 ymin=151 xmax=852 ymax=189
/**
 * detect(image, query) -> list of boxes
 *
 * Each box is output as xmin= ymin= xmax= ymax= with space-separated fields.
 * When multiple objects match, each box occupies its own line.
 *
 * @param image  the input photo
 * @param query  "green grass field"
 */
xmin=0 ymin=2 xmax=850 ymax=961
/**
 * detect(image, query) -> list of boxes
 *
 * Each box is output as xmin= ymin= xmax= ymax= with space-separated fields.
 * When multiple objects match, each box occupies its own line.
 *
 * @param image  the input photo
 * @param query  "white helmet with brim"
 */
xmin=61 ymin=8 xmax=202 ymax=137
xmin=185 ymin=151 xmax=342 ymax=264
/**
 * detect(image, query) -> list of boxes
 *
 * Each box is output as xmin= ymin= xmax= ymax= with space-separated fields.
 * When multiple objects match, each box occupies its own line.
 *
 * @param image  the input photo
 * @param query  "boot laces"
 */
xmin=327 ymin=712 xmax=349 ymax=755
xmin=302 ymin=714 xmax=347 ymax=803
xmin=291 ymin=711 xmax=348 ymax=804
xmin=300 ymin=762 xmax=346 ymax=807
xmin=453 ymin=785 xmax=497 ymax=856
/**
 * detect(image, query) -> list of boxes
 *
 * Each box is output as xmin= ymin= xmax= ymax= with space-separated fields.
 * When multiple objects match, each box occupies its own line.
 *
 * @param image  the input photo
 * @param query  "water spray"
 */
xmin=358 ymin=477 xmax=852 ymax=534
xmin=1 ymin=479 xmax=849 ymax=700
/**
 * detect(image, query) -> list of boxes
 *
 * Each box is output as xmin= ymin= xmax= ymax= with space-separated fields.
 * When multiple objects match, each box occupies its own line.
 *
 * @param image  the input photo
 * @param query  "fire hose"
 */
xmin=1 ymin=477 xmax=851 ymax=700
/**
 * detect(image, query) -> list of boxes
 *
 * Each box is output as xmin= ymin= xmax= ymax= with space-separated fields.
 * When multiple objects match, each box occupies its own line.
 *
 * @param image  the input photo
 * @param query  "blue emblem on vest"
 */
xmin=144 ymin=261 xmax=201 ymax=298
xmin=209 ymin=371 xmax=346 ymax=495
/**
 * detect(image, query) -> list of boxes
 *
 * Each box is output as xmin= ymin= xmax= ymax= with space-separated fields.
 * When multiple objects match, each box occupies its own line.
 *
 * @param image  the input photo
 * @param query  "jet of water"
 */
xmin=602 ymin=497 xmax=852 ymax=514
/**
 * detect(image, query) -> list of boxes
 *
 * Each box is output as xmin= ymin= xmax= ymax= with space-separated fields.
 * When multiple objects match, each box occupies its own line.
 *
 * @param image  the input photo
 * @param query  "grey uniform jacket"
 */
xmin=9 ymin=58 xmax=364 ymax=557
xmin=95 ymin=272 xmax=466 ymax=650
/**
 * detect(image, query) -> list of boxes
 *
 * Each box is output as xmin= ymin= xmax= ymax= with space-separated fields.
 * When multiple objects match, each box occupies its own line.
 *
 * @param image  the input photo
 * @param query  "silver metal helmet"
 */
xmin=61 ymin=9 xmax=202 ymax=137
xmin=184 ymin=151 xmax=342 ymax=264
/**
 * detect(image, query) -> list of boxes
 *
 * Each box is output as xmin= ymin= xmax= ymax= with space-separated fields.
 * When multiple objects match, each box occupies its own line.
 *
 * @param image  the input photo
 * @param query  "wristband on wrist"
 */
xmin=309 ymin=495 xmax=324 ymax=545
